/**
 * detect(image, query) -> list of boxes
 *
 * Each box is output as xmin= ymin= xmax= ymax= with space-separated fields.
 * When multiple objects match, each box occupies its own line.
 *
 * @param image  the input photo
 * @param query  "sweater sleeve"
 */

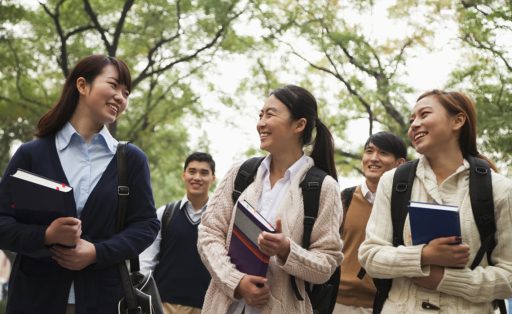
xmin=0 ymin=143 xmax=48 ymax=255
xmin=276 ymin=176 xmax=344 ymax=284
xmin=197 ymin=164 xmax=245 ymax=299
xmin=437 ymin=174 xmax=512 ymax=302
xmin=358 ymin=170 xmax=430 ymax=278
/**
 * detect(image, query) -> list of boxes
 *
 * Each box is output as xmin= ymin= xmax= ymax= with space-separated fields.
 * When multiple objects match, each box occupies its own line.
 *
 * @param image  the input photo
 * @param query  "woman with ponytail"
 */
xmin=359 ymin=90 xmax=512 ymax=313
xmin=198 ymin=85 xmax=343 ymax=313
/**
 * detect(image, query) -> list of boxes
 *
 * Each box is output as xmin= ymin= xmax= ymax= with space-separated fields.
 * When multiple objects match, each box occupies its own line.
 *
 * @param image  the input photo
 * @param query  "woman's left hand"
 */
xmin=258 ymin=218 xmax=290 ymax=261
xmin=412 ymin=265 xmax=445 ymax=290
xmin=50 ymin=239 xmax=97 ymax=270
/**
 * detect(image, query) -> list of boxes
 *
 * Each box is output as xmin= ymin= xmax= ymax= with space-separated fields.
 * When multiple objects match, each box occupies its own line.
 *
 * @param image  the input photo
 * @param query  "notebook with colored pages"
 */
xmin=408 ymin=201 xmax=461 ymax=245
xmin=228 ymin=200 xmax=275 ymax=277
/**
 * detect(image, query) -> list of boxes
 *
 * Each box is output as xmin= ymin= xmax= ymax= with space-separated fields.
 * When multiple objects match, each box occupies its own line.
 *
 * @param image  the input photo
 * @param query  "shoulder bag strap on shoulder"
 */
xmin=161 ymin=201 xmax=182 ymax=241
xmin=115 ymin=141 xmax=139 ymax=311
xmin=232 ymin=157 xmax=265 ymax=204
xmin=291 ymin=166 xmax=327 ymax=301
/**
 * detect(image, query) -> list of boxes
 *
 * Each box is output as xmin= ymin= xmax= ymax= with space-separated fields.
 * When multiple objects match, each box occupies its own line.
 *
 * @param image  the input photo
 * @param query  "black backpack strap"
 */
xmin=468 ymin=156 xmax=495 ymax=269
xmin=466 ymin=157 xmax=505 ymax=313
xmin=391 ymin=160 xmax=418 ymax=247
xmin=290 ymin=166 xmax=327 ymax=301
xmin=161 ymin=201 xmax=181 ymax=241
xmin=372 ymin=159 xmax=418 ymax=314
xmin=232 ymin=157 xmax=265 ymax=204
xmin=340 ymin=186 xmax=357 ymax=234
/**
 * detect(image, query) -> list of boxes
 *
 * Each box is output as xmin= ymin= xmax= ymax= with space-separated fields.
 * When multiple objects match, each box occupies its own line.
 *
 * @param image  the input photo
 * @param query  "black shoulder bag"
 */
xmin=116 ymin=141 xmax=164 ymax=314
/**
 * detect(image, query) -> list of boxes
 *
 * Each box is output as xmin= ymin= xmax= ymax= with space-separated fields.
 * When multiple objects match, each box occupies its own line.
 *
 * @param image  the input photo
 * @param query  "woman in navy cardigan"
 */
xmin=0 ymin=55 xmax=159 ymax=313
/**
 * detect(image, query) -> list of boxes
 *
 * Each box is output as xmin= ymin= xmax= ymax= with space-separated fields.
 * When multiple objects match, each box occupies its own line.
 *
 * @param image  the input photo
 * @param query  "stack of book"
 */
xmin=228 ymin=200 xmax=275 ymax=277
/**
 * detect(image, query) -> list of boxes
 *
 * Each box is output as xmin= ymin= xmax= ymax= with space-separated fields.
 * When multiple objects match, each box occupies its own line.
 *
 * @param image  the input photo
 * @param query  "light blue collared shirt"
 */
xmin=55 ymin=122 xmax=117 ymax=304
xmin=55 ymin=122 xmax=118 ymax=217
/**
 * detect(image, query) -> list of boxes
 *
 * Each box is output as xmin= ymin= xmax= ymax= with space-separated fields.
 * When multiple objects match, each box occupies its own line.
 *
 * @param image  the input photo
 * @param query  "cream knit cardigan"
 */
xmin=198 ymin=156 xmax=343 ymax=313
xmin=359 ymin=156 xmax=512 ymax=313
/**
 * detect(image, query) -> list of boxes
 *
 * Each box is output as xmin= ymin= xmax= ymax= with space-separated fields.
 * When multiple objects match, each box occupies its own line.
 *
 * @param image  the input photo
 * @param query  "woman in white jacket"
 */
xmin=359 ymin=90 xmax=512 ymax=313
xmin=197 ymin=85 xmax=343 ymax=314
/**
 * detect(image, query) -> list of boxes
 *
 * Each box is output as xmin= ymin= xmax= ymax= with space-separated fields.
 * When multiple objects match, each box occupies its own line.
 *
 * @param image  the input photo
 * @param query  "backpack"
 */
xmin=232 ymin=157 xmax=340 ymax=314
xmin=340 ymin=186 xmax=356 ymax=233
xmin=369 ymin=156 xmax=506 ymax=314
xmin=161 ymin=201 xmax=182 ymax=240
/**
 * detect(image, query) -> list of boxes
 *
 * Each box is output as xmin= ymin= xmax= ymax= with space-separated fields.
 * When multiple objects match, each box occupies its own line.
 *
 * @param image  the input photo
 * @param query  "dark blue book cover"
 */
xmin=8 ymin=169 xmax=73 ymax=225
xmin=228 ymin=200 xmax=275 ymax=277
xmin=408 ymin=201 xmax=461 ymax=245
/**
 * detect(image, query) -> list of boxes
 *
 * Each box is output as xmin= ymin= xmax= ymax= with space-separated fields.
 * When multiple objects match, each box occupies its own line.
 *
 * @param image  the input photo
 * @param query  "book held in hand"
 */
xmin=408 ymin=201 xmax=461 ymax=245
xmin=228 ymin=200 xmax=275 ymax=277
xmin=8 ymin=168 xmax=73 ymax=225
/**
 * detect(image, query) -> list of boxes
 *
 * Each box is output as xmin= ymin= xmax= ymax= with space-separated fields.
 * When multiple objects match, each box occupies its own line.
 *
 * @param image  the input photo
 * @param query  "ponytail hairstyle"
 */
xmin=417 ymin=90 xmax=498 ymax=172
xmin=270 ymin=85 xmax=337 ymax=180
xmin=36 ymin=55 xmax=132 ymax=138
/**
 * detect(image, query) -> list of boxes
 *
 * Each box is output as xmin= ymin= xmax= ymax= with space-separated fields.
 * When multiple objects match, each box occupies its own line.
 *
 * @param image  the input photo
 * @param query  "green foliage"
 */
xmin=447 ymin=1 xmax=512 ymax=171
xmin=0 ymin=0 xmax=247 ymax=205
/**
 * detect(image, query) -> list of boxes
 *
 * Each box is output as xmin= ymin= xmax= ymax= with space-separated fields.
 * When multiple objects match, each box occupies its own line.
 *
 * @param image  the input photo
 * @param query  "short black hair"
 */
xmin=184 ymin=152 xmax=216 ymax=175
xmin=364 ymin=131 xmax=407 ymax=160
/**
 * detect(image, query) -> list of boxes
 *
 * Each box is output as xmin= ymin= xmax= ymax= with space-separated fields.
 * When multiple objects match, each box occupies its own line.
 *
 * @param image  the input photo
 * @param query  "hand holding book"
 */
xmin=44 ymin=217 xmax=82 ymax=248
xmin=257 ymin=218 xmax=290 ymax=261
xmin=421 ymin=236 xmax=470 ymax=269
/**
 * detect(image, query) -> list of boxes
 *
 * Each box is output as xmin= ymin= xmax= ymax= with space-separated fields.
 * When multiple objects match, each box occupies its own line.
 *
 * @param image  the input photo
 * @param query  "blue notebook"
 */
xmin=408 ymin=201 xmax=461 ymax=245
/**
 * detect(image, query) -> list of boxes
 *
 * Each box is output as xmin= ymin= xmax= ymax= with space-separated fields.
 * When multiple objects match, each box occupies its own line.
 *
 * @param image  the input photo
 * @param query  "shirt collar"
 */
xmin=180 ymin=195 xmax=208 ymax=212
xmin=97 ymin=125 xmax=117 ymax=154
xmin=261 ymin=154 xmax=308 ymax=182
xmin=56 ymin=122 xmax=78 ymax=151
xmin=361 ymin=180 xmax=375 ymax=204
xmin=55 ymin=122 xmax=117 ymax=153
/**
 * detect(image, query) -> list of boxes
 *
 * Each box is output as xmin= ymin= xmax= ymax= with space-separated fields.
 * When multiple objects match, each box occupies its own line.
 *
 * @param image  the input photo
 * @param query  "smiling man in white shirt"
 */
xmin=335 ymin=131 xmax=407 ymax=314
xmin=140 ymin=152 xmax=216 ymax=314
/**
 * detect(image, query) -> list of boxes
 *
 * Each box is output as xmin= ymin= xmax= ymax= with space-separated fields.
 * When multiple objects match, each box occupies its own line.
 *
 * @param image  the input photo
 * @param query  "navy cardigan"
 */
xmin=0 ymin=136 xmax=159 ymax=314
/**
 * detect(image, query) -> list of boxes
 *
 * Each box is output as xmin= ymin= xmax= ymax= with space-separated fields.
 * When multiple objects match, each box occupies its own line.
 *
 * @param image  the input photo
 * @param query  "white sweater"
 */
xmin=359 ymin=156 xmax=512 ymax=313
xmin=198 ymin=157 xmax=343 ymax=314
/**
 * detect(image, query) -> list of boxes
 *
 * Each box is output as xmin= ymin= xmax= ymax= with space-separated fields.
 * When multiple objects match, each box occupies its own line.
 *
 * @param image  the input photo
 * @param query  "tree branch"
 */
xmin=83 ymin=0 xmax=112 ymax=55
xmin=111 ymin=0 xmax=135 ymax=56
xmin=6 ymin=40 xmax=48 ymax=109
xmin=40 ymin=1 xmax=69 ymax=76
xmin=462 ymin=34 xmax=512 ymax=72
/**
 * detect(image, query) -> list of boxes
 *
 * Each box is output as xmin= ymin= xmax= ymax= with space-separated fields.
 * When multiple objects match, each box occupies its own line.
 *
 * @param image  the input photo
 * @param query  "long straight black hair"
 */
xmin=36 ymin=55 xmax=132 ymax=138
xmin=270 ymin=85 xmax=337 ymax=180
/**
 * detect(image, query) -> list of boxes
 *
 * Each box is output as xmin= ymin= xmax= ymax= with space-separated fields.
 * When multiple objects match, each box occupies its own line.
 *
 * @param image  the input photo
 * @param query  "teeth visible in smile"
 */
xmin=260 ymin=132 xmax=270 ymax=137
xmin=108 ymin=104 xmax=119 ymax=113
xmin=415 ymin=132 xmax=427 ymax=141
xmin=368 ymin=165 xmax=380 ymax=169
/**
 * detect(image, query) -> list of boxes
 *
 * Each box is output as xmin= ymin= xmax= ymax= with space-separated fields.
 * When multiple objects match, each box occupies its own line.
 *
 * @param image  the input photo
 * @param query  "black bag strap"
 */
xmin=116 ymin=141 xmax=142 ymax=314
xmin=161 ymin=201 xmax=181 ymax=241
xmin=290 ymin=166 xmax=327 ymax=301
xmin=467 ymin=157 xmax=505 ymax=313
xmin=340 ymin=186 xmax=356 ymax=233
xmin=372 ymin=160 xmax=418 ymax=314
xmin=468 ymin=156 xmax=495 ymax=269
xmin=232 ymin=157 xmax=265 ymax=204
xmin=391 ymin=160 xmax=419 ymax=247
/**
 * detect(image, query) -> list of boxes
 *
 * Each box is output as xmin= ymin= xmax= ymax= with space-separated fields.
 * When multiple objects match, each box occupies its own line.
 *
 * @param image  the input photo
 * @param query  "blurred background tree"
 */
xmin=0 ymin=0 xmax=510 ymax=209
